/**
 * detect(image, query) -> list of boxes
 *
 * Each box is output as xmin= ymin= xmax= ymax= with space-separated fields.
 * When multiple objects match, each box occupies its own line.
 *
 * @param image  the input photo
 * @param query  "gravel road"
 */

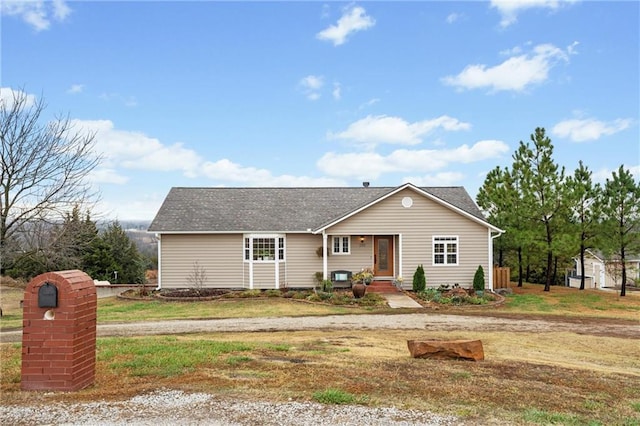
xmin=2 ymin=312 xmax=638 ymax=343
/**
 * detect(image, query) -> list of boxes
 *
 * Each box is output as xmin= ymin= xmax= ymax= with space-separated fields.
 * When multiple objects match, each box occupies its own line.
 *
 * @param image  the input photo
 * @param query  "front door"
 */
xmin=374 ymin=235 xmax=394 ymax=277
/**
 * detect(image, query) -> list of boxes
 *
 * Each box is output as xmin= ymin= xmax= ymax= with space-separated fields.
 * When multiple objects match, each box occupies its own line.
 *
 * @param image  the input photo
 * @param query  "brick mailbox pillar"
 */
xmin=21 ymin=270 xmax=97 ymax=391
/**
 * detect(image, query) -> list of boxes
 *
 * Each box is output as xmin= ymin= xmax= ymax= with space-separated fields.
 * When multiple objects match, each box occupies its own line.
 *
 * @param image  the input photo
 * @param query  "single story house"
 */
xmin=571 ymin=249 xmax=640 ymax=289
xmin=148 ymin=183 xmax=503 ymax=291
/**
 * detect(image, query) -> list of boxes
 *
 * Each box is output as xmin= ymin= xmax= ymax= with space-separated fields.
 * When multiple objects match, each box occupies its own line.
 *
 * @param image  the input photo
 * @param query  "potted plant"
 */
xmin=394 ymin=276 xmax=404 ymax=288
xmin=351 ymin=267 xmax=374 ymax=298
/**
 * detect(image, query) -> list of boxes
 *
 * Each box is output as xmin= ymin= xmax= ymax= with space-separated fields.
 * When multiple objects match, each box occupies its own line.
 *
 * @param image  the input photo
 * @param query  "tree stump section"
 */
xmin=407 ymin=339 xmax=484 ymax=361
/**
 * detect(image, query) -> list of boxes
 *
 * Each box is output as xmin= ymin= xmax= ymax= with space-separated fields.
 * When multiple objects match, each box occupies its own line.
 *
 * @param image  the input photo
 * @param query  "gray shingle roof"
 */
xmin=148 ymin=184 xmax=489 ymax=233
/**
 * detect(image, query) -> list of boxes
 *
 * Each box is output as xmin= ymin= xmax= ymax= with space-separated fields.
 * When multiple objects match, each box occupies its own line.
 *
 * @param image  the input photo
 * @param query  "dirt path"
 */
xmin=2 ymin=312 xmax=638 ymax=343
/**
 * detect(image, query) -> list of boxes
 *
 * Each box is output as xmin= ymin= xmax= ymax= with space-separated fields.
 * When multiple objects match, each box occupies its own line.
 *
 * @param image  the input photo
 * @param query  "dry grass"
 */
xmin=2 ymin=329 xmax=639 ymax=425
xmin=2 ymin=280 xmax=640 ymax=424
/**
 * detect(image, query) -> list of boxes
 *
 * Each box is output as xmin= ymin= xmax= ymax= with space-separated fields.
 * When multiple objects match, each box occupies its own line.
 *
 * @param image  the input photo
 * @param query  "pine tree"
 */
xmin=601 ymin=166 xmax=640 ymax=297
xmin=100 ymin=221 xmax=145 ymax=284
xmin=512 ymin=128 xmax=568 ymax=291
xmin=566 ymin=161 xmax=602 ymax=290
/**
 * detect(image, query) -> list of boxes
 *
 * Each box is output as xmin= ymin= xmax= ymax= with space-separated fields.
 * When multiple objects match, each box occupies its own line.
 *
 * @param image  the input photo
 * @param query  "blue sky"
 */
xmin=2 ymin=1 xmax=638 ymax=221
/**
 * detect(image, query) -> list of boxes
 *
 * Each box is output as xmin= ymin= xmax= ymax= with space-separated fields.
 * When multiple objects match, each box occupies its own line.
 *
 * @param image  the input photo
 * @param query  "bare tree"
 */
xmin=0 ymin=88 xmax=101 ymax=271
xmin=187 ymin=261 xmax=208 ymax=296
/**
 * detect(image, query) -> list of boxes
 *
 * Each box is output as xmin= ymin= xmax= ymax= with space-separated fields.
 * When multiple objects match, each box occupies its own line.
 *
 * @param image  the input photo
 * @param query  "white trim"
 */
xmin=155 ymin=234 xmax=162 ymax=291
xmin=322 ymin=232 xmax=328 ymax=280
xmin=331 ymin=235 xmax=351 ymax=255
xmin=432 ymin=235 xmax=459 ymax=266
xmin=398 ymin=233 xmax=403 ymax=283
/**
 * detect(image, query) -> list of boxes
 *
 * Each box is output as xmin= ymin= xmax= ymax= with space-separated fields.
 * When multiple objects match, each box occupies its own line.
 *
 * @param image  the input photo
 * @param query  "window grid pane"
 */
xmin=434 ymin=237 xmax=457 ymax=265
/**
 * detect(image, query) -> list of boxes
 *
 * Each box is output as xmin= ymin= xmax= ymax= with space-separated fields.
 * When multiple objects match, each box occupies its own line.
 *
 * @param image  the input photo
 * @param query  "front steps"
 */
xmin=366 ymin=280 xmax=401 ymax=294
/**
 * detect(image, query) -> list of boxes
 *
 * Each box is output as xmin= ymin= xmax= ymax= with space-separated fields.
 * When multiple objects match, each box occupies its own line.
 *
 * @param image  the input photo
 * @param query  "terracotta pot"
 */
xmin=352 ymin=283 xmax=366 ymax=298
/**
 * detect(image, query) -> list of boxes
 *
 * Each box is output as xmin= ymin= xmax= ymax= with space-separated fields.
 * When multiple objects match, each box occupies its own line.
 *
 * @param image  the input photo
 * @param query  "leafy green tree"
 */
xmin=601 ymin=166 xmax=640 ymax=296
xmin=512 ymin=128 xmax=568 ymax=291
xmin=566 ymin=161 xmax=602 ymax=290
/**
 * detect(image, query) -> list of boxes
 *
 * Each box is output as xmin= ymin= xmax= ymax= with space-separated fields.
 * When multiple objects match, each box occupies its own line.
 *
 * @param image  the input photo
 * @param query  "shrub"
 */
xmin=473 ymin=265 xmax=485 ymax=291
xmin=412 ymin=264 xmax=426 ymax=292
xmin=320 ymin=279 xmax=333 ymax=293
xmin=264 ymin=289 xmax=282 ymax=297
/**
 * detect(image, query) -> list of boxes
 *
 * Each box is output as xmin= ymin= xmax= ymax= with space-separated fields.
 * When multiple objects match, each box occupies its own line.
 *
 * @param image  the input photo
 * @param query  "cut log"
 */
xmin=407 ymin=339 xmax=484 ymax=361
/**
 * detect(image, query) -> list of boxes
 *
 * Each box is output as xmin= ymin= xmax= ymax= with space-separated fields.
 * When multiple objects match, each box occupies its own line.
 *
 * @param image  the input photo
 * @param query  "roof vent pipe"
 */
xmin=363 ymin=182 xmax=370 ymax=188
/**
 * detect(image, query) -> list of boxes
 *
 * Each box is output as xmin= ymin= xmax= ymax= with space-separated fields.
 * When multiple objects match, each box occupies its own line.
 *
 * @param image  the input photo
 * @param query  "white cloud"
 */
xmin=316 ymin=5 xmax=375 ymax=46
xmin=298 ymin=75 xmax=324 ymax=100
xmin=490 ymin=0 xmax=577 ymax=28
xmin=592 ymin=165 xmax=640 ymax=183
xmin=52 ymin=0 xmax=71 ymax=21
xmin=359 ymin=98 xmax=380 ymax=110
xmin=442 ymin=42 xmax=576 ymax=92
xmin=89 ymin=168 xmax=129 ymax=185
xmin=552 ymin=117 xmax=633 ymax=142
xmin=318 ymin=140 xmax=510 ymax=179
xmin=73 ymin=119 xmax=345 ymax=188
xmin=332 ymin=83 xmax=342 ymax=100
xmin=70 ymin=119 xmax=202 ymax=178
xmin=446 ymin=13 xmax=462 ymax=24
xmin=200 ymin=158 xmax=345 ymax=186
xmin=402 ymin=172 xmax=466 ymax=186
xmin=328 ymin=115 xmax=471 ymax=147
xmin=1 ymin=0 xmax=71 ymax=31
xmin=0 ymin=87 xmax=37 ymax=109
xmin=67 ymin=84 xmax=84 ymax=94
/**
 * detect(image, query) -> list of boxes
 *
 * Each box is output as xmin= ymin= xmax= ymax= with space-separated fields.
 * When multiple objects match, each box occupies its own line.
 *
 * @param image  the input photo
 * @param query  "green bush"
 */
xmin=473 ymin=265 xmax=485 ymax=291
xmin=321 ymin=279 xmax=333 ymax=293
xmin=412 ymin=264 xmax=426 ymax=292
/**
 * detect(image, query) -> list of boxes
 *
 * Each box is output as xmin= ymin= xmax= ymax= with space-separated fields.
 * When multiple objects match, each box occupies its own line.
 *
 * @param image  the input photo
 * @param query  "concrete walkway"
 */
xmin=382 ymin=293 xmax=423 ymax=308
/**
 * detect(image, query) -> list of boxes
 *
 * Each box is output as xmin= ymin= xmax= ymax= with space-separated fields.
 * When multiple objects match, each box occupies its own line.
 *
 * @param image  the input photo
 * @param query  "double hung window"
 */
xmin=433 ymin=236 xmax=458 ymax=265
xmin=332 ymin=236 xmax=350 ymax=255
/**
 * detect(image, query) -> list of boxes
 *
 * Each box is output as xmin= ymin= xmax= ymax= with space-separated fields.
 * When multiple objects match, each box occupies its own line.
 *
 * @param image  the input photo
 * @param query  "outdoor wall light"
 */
xmin=359 ymin=235 xmax=365 ymax=243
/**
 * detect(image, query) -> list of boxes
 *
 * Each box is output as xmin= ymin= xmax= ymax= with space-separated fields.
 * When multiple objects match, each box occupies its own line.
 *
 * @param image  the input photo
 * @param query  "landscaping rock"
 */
xmin=407 ymin=339 xmax=484 ymax=361
xmin=494 ymin=288 xmax=513 ymax=296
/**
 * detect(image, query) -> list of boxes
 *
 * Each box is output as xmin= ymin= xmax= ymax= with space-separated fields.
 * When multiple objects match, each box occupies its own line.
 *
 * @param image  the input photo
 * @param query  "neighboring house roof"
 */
xmin=148 ymin=183 xmax=495 ymax=233
xmin=578 ymin=249 xmax=640 ymax=263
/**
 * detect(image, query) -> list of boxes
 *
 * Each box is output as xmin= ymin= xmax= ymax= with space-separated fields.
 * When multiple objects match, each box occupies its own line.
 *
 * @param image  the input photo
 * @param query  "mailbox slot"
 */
xmin=38 ymin=282 xmax=58 ymax=308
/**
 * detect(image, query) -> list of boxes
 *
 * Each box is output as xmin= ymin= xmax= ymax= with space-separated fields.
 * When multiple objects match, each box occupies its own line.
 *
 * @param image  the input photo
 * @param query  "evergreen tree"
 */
xmin=601 ymin=166 xmax=640 ymax=297
xmin=412 ymin=264 xmax=426 ymax=292
xmin=100 ymin=221 xmax=145 ymax=284
xmin=512 ymin=128 xmax=568 ymax=291
xmin=566 ymin=161 xmax=602 ymax=290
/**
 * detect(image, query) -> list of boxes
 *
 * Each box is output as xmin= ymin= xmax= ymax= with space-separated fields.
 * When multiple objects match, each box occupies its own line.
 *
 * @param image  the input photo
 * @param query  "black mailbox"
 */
xmin=38 ymin=282 xmax=58 ymax=308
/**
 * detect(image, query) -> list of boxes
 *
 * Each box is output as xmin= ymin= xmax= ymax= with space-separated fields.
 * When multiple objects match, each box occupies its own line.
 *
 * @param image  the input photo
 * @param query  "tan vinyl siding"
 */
xmin=159 ymin=234 xmax=244 ymax=288
xmin=327 ymin=188 xmax=489 ymax=289
xmin=284 ymin=234 xmax=323 ymax=288
xmin=252 ymin=263 xmax=279 ymax=289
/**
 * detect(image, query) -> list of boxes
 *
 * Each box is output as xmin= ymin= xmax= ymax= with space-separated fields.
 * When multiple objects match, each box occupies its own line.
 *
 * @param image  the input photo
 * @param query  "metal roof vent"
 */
xmin=362 ymin=181 xmax=370 ymax=188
